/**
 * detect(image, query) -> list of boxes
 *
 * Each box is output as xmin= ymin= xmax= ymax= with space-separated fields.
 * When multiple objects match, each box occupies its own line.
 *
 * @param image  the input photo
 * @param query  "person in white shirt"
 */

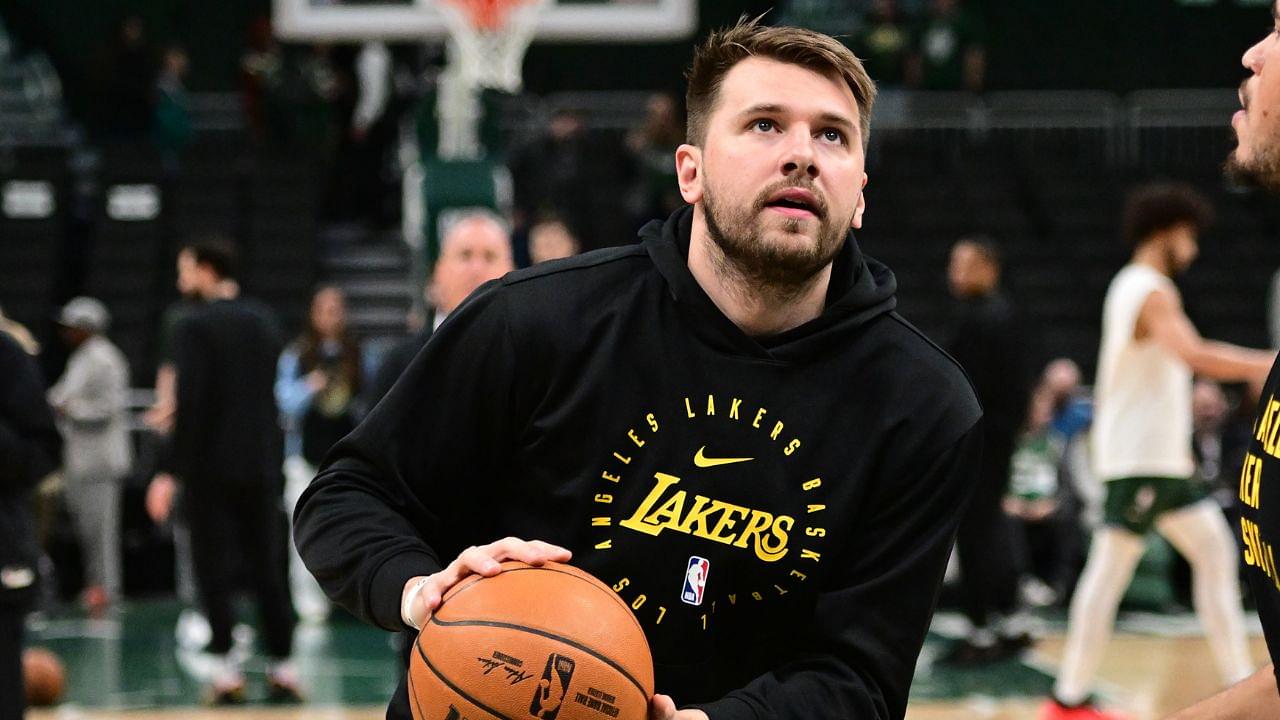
xmin=1042 ymin=184 xmax=1274 ymax=720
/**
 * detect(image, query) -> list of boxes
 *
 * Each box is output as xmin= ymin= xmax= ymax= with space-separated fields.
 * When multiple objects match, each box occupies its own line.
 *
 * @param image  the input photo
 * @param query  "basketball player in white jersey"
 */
xmin=1040 ymin=183 xmax=1275 ymax=720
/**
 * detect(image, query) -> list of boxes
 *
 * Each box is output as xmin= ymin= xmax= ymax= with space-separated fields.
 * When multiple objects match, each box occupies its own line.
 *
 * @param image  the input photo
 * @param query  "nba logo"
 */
xmin=530 ymin=653 xmax=575 ymax=720
xmin=681 ymin=556 xmax=710 ymax=606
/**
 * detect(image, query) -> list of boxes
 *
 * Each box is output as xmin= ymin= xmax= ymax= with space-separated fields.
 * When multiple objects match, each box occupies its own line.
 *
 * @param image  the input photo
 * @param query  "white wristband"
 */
xmin=401 ymin=577 xmax=431 ymax=630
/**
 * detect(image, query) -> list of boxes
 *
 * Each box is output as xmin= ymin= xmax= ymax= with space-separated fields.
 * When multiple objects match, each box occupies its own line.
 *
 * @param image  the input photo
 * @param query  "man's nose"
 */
xmin=779 ymin=128 xmax=819 ymax=178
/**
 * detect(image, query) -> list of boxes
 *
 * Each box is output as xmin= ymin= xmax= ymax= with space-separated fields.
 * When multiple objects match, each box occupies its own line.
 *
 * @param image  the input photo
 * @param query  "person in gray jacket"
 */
xmin=48 ymin=297 xmax=133 ymax=615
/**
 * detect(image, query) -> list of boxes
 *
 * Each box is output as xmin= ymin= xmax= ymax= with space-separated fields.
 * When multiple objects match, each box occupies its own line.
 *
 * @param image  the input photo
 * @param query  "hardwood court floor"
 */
xmin=906 ymin=635 xmax=1272 ymax=720
xmin=22 ymin=602 xmax=1271 ymax=720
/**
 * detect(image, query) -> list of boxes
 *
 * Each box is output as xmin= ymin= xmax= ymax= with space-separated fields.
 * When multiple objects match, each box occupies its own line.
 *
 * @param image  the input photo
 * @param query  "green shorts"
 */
xmin=1102 ymin=476 xmax=1209 ymax=535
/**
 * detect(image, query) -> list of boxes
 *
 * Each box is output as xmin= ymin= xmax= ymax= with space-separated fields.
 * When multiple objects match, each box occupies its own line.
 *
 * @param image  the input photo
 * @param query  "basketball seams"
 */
xmin=539 ymin=566 xmax=646 ymax=634
xmin=437 ymin=565 xmax=644 ymax=638
xmin=427 ymin=615 xmax=651 ymax=702
xmin=415 ymin=637 xmax=516 ymax=720
xmin=516 ymin=565 xmax=643 ymax=634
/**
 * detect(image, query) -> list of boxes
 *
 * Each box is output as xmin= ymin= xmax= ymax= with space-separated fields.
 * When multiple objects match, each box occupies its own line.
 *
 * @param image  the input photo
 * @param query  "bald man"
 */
xmin=368 ymin=211 xmax=515 ymax=406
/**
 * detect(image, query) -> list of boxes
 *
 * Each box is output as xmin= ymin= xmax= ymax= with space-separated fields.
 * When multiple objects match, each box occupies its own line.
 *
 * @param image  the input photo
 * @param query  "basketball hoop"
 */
xmin=435 ymin=0 xmax=548 ymax=159
xmin=442 ymin=0 xmax=526 ymax=31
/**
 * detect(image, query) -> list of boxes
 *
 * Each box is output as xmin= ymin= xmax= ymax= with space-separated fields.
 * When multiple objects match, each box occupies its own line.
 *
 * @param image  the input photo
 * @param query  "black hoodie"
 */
xmin=295 ymin=207 xmax=983 ymax=720
xmin=0 ymin=332 xmax=61 ymax=610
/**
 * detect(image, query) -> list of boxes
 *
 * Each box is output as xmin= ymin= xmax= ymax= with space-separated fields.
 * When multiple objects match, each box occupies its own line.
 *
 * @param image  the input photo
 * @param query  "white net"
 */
xmin=435 ymin=0 xmax=549 ymax=159
xmin=438 ymin=0 xmax=548 ymax=93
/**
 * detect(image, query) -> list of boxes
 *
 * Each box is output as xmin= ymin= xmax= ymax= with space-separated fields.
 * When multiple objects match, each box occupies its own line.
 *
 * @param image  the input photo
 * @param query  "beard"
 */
xmin=702 ymin=177 xmax=852 ymax=296
xmin=1227 ymin=133 xmax=1280 ymax=194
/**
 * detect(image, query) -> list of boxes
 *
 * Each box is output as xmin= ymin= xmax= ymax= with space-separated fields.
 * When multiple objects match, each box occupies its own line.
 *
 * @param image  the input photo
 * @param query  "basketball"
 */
xmin=23 ymin=647 xmax=66 ymax=707
xmin=409 ymin=561 xmax=653 ymax=720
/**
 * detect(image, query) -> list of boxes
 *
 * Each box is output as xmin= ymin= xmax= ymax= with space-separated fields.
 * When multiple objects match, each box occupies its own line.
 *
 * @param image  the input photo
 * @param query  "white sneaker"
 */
xmin=176 ymin=609 xmax=211 ymax=650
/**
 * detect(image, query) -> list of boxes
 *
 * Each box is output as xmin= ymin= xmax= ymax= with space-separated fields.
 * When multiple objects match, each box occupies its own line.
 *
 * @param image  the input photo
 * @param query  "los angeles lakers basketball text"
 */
xmin=587 ymin=393 xmax=830 ymax=632
xmin=1242 ymin=393 xmax=1280 ymax=591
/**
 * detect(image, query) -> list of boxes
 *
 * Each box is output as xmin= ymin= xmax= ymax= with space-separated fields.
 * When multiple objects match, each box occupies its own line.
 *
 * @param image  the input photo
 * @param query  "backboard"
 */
xmin=273 ymin=0 xmax=697 ymax=42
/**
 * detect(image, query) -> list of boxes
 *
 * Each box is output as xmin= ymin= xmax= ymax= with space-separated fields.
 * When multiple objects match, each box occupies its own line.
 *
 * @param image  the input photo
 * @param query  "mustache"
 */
xmin=754 ymin=180 xmax=829 ymax=218
xmin=1241 ymin=79 xmax=1251 ymax=110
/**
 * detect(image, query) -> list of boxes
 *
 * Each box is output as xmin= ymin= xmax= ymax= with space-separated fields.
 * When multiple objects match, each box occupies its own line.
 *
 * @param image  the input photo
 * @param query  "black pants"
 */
xmin=0 ymin=605 xmax=23 ymax=720
xmin=955 ymin=436 xmax=1023 ymax=630
xmin=186 ymin=481 xmax=295 ymax=658
xmin=1018 ymin=506 xmax=1086 ymax=602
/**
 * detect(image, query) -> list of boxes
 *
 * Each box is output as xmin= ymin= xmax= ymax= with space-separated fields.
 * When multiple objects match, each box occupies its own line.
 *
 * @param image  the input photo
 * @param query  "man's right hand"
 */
xmin=401 ymin=537 xmax=571 ymax=629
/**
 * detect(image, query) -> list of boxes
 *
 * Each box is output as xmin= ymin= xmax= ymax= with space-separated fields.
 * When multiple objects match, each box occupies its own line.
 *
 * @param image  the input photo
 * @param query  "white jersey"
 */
xmin=1092 ymin=263 xmax=1194 ymax=481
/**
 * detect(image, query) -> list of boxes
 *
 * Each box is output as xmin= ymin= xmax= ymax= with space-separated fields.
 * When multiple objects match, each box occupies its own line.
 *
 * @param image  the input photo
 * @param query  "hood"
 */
xmin=640 ymin=205 xmax=898 ymax=363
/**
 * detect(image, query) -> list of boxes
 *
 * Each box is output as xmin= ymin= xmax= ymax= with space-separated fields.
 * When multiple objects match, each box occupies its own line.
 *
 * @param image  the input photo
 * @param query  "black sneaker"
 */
xmin=1000 ymin=631 xmax=1035 ymax=656
xmin=937 ymin=638 xmax=1007 ymax=667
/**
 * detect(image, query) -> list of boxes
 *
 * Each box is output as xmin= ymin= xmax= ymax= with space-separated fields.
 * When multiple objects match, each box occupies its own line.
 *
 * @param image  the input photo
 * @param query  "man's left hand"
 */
xmin=649 ymin=694 xmax=709 ymax=720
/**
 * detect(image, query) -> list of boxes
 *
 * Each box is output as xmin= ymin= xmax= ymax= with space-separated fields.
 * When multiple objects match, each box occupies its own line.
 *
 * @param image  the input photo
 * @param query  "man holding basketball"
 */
xmin=1167 ymin=3 xmax=1280 ymax=717
xmin=296 ymin=18 xmax=982 ymax=720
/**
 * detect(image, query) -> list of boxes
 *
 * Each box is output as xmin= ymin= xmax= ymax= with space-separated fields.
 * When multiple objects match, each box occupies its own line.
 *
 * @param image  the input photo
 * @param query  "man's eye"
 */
xmin=821 ymin=129 xmax=845 ymax=143
xmin=754 ymin=119 xmax=775 ymax=132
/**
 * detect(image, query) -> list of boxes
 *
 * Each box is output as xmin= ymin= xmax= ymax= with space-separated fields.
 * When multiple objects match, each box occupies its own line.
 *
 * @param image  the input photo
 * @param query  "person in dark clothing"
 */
xmin=906 ymin=0 xmax=986 ymax=91
xmin=508 ymin=108 xmax=636 ymax=255
xmin=940 ymin=236 xmax=1033 ymax=665
xmin=144 ymin=239 xmax=300 ymax=705
xmin=853 ymin=0 xmax=913 ymax=88
xmin=97 ymin=15 xmax=159 ymax=141
xmin=1169 ymin=10 xmax=1280 ymax=714
xmin=0 ymin=332 xmax=62 ymax=720
xmin=296 ymin=19 xmax=983 ymax=720
xmin=367 ymin=211 xmax=513 ymax=407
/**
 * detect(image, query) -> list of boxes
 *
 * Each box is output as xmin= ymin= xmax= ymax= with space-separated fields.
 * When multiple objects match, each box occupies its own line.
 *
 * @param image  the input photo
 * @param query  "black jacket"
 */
xmin=0 ymin=332 xmax=61 ymax=608
xmin=367 ymin=322 xmax=434 ymax=412
xmin=1238 ymin=360 xmax=1280 ymax=688
xmin=296 ymin=207 xmax=983 ymax=720
xmin=943 ymin=291 xmax=1031 ymax=448
xmin=171 ymin=297 xmax=285 ymax=485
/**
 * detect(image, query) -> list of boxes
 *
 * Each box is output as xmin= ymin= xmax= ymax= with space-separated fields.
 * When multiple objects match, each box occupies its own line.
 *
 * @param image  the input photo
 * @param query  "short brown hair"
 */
xmin=1122 ymin=182 xmax=1214 ymax=248
xmin=684 ymin=16 xmax=877 ymax=150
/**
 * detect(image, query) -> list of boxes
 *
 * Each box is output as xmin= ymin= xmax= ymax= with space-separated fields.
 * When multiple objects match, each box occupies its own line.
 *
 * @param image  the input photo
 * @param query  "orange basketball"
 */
xmin=409 ymin=561 xmax=654 ymax=720
xmin=23 ymin=646 xmax=65 ymax=707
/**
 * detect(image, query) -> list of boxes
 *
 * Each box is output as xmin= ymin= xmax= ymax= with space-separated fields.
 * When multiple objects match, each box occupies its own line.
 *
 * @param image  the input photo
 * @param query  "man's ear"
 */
xmin=676 ymin=144 xmax=703 ymax=205
xmin=851 ymin=174 xmax=868 ymax=229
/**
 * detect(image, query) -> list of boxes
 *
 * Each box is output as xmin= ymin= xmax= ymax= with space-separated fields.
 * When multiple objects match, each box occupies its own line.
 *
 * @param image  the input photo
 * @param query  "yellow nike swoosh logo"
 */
xmin=693 ymin=446 xmax=754 ymax=468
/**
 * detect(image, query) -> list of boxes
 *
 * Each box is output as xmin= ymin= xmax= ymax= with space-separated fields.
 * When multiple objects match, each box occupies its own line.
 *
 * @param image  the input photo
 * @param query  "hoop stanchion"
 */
xmin=435 ymin=0 xmax=548 ymax=159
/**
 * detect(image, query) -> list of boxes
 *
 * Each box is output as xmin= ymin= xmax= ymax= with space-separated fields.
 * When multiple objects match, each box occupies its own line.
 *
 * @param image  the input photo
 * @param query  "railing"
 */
xmin=505 ymin=88 xmax=1240 ymax=169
